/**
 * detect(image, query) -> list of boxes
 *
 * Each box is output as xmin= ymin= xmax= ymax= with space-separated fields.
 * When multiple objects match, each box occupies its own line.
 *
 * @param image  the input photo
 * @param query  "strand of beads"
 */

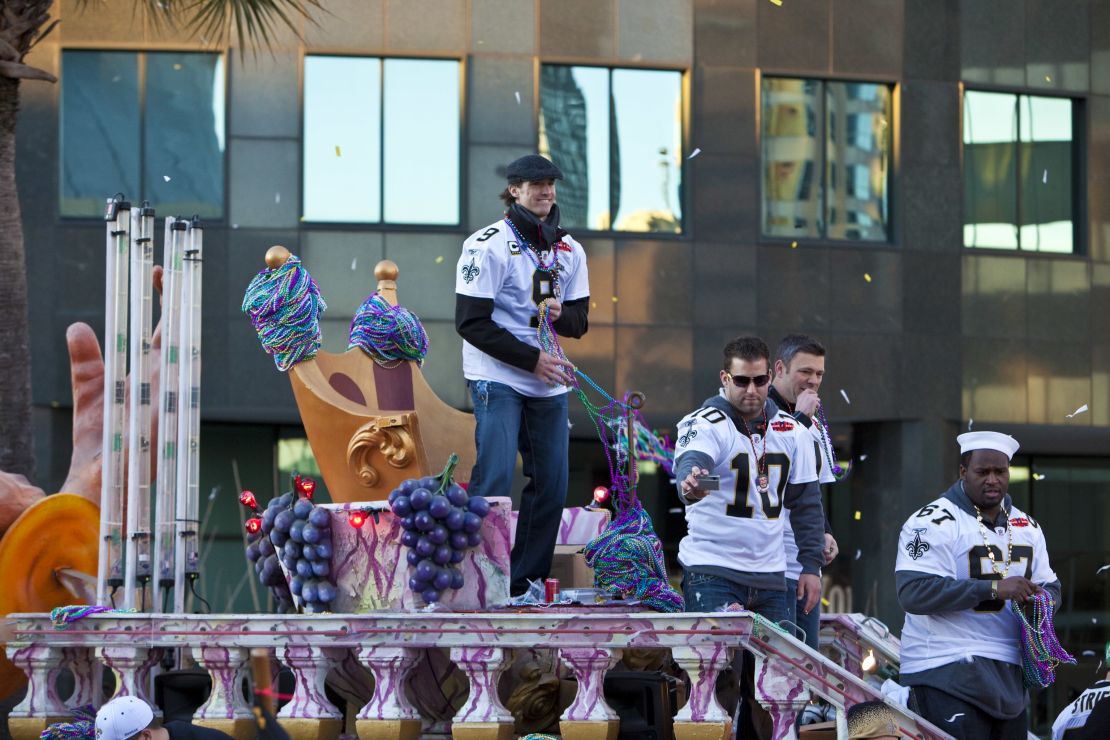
xmin=51 ymin=605 xmax=136 ymax=629
xmin=347 ymin=291 xmax=429 ymax=367
xmin=1012 ymin=591 xmax=1076 ymax=688
xmin=242 ymin=254 xmax=328 ymax=371
xmin=814 ymin=403 xmax=848 ymax=480
xmin=534 ymin=304 xmax=682 ymax=611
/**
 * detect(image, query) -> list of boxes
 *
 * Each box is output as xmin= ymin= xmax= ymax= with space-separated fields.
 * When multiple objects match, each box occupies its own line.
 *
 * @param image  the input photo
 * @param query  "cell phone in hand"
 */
xmin=695 ymin=475 xmax=720 ymax=491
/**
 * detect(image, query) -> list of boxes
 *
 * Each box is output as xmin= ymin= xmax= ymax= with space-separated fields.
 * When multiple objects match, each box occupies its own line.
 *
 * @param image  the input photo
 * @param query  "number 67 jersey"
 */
xmin=896 ymin=493 xmax=1058 ymax=674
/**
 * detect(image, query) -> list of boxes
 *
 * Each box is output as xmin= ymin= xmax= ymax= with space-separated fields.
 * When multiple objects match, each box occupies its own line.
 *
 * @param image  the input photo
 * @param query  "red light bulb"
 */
xmin=238 ymin=490 xmax=259 ymax=511
xmin=301 ymin=479 xmax=316 ymax=500
xmin=593 ymin=486 xmax=610 ymax=504
xmin=348 ymin=510 xmax=367 ymax=529
xmin=245 ymin=517 xmax=262 ymax=534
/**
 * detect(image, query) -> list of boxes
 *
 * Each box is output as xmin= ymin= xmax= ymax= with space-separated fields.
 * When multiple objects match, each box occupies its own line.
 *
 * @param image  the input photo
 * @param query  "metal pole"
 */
xmin=124 ymin=203 xmax=156 ymax=611
xmin=153 ymin=217 xmax=186 ymax=612
xmin=97 ymin=196 xmax=131 ymax=607
xmin=173 ymin=219 xmax=203 ymax=613
xmin=626 ymin=392 xmax=645 ymax=489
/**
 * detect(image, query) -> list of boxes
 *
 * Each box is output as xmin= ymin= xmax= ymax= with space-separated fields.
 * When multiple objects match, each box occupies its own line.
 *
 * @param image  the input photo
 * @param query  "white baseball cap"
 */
xmin=95 ymin=696 xmax=154 ymax=740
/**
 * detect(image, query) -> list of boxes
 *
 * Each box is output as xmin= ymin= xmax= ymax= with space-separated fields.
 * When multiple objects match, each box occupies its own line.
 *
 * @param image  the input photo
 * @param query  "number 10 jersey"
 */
xmin=675 ymin=397 xmax=818 ymax=574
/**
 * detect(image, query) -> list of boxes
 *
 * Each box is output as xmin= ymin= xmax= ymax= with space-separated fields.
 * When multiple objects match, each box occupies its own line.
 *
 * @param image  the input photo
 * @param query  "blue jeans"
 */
xmin=468 ymin=380 xmax=569 ymax=594
xmin=785 ymin=577 xmax=821 ymax=651
xmin=680 ymin=570 xmax=788 ymax=624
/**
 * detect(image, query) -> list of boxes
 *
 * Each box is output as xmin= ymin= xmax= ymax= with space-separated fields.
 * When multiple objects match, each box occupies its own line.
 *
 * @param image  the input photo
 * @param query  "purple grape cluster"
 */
xmin=246 ymin=482 xmax=338 ymax=613
xmin=389 ymin=454 xmax=490 ymax=605
xmin=245 ymin=492 xmax=294 ymax=613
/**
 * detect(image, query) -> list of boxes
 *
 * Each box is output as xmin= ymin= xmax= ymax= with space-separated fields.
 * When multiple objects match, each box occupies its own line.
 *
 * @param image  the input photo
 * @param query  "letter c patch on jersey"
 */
xmin=771 ymin=420 xmax=794 ymax=432
xmin=906 ymin=528 xmax=931 ymax=560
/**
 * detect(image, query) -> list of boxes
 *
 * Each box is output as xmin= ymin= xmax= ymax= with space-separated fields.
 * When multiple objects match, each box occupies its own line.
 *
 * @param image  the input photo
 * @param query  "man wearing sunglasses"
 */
xmin=674 ymin=336 xmax=826 ymax=738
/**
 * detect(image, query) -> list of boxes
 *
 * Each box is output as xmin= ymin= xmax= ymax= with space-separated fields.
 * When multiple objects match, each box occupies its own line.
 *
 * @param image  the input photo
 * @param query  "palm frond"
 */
xmin=183 ymin=0 xmax=323 ymax=52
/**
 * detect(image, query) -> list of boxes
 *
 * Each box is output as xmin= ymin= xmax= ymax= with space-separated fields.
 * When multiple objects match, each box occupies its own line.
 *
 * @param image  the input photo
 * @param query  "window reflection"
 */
xmin=302 ymin=56 xmax=460 ymax=225
xmin=61 ymin=51 xmax=224 ymax=218
xmin=963 ymin=90 xmax=1075 ymax=252
xmin=144 ymin=53 xmax=225 ymax=219
xmin=611 ymin=69 xmax=682 ymax=232
xmin=303 ymin=56 xmax=381 ymax=223
xmin=762 ymin=77 xmax=890 ymax=241
xmin=762 ymin=78 xmax=820 ymax=237
xmin=539 ymin=65 xmax=683 ymax=233
xmin=383 ymin=59 xmax=459 ymax=224
xmin=825 ymin=82 xmax=890 ymax=241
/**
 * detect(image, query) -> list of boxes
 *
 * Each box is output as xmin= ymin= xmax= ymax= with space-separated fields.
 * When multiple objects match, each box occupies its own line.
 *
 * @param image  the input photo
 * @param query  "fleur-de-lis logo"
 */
xmin=678 ymin=420 xmax=697 ymax=448
xmin=906 ymin=528 xmax=931 ymax=560
xmin=461 ymin=259 xmax=480 ymax=284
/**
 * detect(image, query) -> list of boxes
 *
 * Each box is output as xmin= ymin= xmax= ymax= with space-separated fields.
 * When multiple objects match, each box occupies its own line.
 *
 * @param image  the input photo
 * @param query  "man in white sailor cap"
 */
xmin=894 ymin=431 xmax=1062 ymax=739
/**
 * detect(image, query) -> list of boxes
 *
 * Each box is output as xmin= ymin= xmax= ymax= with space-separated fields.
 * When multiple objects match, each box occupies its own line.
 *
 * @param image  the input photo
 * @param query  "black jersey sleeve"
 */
xmin=553 ymin=296 xmax=589 ymax=338
xmin=455 ymin=294 xmax=540 ymax=372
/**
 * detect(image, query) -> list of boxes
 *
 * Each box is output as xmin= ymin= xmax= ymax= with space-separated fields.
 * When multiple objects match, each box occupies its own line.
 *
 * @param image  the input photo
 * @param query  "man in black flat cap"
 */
xmin=455 ymin=154 xmax=590 ymax=596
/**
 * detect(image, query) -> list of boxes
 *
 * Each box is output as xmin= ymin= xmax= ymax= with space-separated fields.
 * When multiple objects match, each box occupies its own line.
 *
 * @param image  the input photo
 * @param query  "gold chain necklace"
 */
xmin=973 ymin=502 xmax=1013 ymax=576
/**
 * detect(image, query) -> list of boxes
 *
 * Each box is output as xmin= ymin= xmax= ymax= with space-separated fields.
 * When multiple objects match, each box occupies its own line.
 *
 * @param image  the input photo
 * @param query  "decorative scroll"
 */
xmin=347 ymin=415 xmax=418 ymax=488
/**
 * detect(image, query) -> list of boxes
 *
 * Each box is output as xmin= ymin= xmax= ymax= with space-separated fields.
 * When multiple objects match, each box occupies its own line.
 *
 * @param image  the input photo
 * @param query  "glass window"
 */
xmin=302 ymin=56 xmax=460 ymax=225
xmin=60 ymin=50 xmax=225 ymax=219
xmin=963 ymin=90 xmax=1076 ymax=253
xmin=539 ymin=64 xmax=683 ymax=234
xmin=761 ymin=77 xmax=892 ymax=242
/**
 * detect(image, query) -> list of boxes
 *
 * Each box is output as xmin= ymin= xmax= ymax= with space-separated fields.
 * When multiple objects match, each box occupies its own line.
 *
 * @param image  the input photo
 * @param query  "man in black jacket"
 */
xmin=455 ymin=154 xmax=590 ymax=595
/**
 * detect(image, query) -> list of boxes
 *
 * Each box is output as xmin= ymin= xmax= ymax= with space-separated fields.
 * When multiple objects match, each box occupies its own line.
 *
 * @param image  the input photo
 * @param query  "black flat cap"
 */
xmin=506 ymin=154 xmax=563 ymax=182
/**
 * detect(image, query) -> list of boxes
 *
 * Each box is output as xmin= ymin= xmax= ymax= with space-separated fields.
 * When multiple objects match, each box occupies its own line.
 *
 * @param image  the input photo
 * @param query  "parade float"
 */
xmin=0 ymin=198 xmax=955 ymax=740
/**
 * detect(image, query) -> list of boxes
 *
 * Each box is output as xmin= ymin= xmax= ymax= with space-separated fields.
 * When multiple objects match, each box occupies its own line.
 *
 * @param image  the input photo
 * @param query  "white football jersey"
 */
xmin=675 ymin=395 xmax=819 ymax=574
xmin=1051 ymin=680 xmax=1110 ymax=739
xmin=784 ymin=421 xmax=837 ymax=580
xmin=896 ymin=494 xmax=1058 ymax=674
xmin=455 ymin=219 xmax=589 ymax=398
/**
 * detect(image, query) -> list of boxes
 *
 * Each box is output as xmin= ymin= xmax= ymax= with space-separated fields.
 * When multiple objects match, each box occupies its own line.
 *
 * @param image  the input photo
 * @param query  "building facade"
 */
xmin=15 ymin=0 xmax=1110 ymax=732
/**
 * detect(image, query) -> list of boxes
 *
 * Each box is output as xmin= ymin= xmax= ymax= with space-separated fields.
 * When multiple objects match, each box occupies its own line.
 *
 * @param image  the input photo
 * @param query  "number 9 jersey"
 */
xmin=896 ymin=495 xmax=1058 ymax=674
xmin=675 ymin=397 xmax=818 ymax=574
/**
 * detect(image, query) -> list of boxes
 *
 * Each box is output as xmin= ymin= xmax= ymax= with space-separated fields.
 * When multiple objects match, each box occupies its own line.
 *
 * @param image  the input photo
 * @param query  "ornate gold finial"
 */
xmin=374 ymin=259 xmax=399 ymax=281
xmin=265 ymin=245 xmax=291 ymax=269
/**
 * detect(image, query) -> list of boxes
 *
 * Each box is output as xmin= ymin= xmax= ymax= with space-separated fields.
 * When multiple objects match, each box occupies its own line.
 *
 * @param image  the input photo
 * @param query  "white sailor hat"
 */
xmin=957 ymin=431 xmax=1020 ymax=460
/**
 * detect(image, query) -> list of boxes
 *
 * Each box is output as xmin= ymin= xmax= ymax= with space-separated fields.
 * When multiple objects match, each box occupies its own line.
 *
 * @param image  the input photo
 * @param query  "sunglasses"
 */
xmin=727 ymin=373 xmax=771 ymax=388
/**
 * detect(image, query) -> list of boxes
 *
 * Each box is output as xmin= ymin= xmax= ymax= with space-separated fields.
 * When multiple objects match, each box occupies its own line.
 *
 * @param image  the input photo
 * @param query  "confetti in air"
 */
xmin=1096 ymin=564 xmax=1110 ymax=575
xmin=515 ymin=91 xmax=521 ymax=105
xmin=435 ymin=255 xmax=445 ymax=264
xmin=855 ymin=549 xmax=862 ymax=560
xmin=612 ymin=296 xmax=619 ymax=303
xmin=769 ymin=0 xmax=783 ymax=5
xmin=335 ymin=145 xmax=341 ymax=157
xmin=859 ymin=454 xmax=868 ymax=461
xmin=791 ymin=241 xmax=798 ymax=248
xmin=968 ymin=418 xmax=973 ymax=431
xmin=275 ymin=193 xmax=281 ymax=204
xmin=1033 ymin=473 xmax=1046 ymax=481
xmin=163 ymin=175 xmax=171 ymax=182
xmin=840 ymin=389 xmax=851 ymax=405
xmin=1066 ymin=404 xmax=1089 ymax=418
xmin=687 ymin=148 xmax=702 ymax=159
xmin=351 ymin=258 xmax=357 ymax=271
xmin=945 ymin=714 xmax=965 ymax=723
xmin=854 ymin=510 xmax=861 ymax=521
xmin=864 ymin=273 xmax=873 ymax=282
xmin=1083 ymin=650 xmax=1097 ymax=657
xmin=1043 ymin=169 xmax=1048 ymax=184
